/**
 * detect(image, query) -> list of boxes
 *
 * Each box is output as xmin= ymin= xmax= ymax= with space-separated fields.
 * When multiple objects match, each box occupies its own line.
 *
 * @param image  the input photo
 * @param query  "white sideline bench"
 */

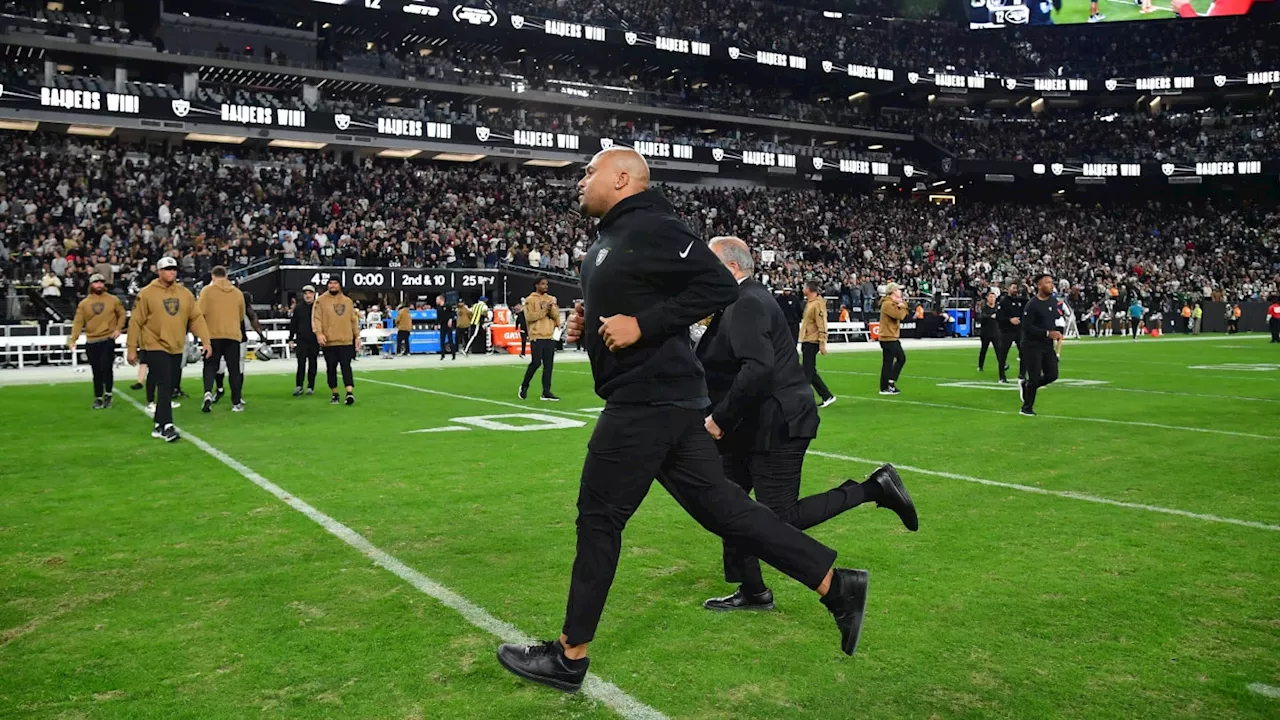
xmin=827 ymin=321 xmax=871 ymax=343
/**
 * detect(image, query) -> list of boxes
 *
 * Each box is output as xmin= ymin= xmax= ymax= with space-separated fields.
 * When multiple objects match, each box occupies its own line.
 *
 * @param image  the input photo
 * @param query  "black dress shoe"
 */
xmin=496 ymin=640 xmax=588 ymax=693
xmin=703 ymin=588 xmax=775 ymax=612
xmin=822 ymin=568 xmax=870 ymax=656
xmin=870 ymin=464 xmax=918 ymax=532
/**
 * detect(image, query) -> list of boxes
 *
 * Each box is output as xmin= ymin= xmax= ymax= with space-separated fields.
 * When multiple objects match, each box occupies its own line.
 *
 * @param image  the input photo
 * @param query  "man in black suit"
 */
xmin=698 ymin=236 xmax=919 ymax=612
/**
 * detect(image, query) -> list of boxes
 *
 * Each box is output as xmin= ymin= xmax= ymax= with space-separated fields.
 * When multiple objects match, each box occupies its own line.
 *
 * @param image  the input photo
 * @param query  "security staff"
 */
xmin=1269 ymin=296 xmax=1280 ymax=343
xmin=289 ymin=285 xmax=320 ymax=395
xmin=699 ymin=237 xmax=916 ymax=612
xmin=497 ymin=148 xmax=871 ymax=694
xmin=976 ymin=290 xmax=999 ymax=372
xmin=198 ymin=266 xmax=247 ymax=413
xmin=1019 ymin=273 xmax=1065 ymax=416
xmin=456 ymin=299 xmax=472 ymax=354
xmin=878 ymin=283 xmax=908 ymax=395
xmin=394 ymin=302 xmax=414 ymax=356
xmin=313 ymin=277 xmax=360 ymax=405
xmin=514 ymin=301 xmax=529 ymax=358
xmin=437 ymin=295 xmax=456 ymax=360
xmin=995 ymin=281 xmax=1024 ymax=384
xmin=67 ymin=272 xmax=124 ymax=408
xmin=519 ymin=277 xmax=560 ymax=401
xmin=798 ymin=282 xmax=836 ymax=407
xmin=126 ymin=256 xmax=210 ymax=442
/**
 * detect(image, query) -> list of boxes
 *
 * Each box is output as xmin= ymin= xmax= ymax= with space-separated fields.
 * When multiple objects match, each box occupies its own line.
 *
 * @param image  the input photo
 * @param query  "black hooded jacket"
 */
xmin=578 ymin=189 xmax=739 ymax=406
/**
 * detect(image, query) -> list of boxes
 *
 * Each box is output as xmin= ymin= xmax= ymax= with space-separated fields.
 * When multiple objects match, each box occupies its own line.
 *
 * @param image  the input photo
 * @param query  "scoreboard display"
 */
xmin=967 ymin=0 xmax=1271 ymax=28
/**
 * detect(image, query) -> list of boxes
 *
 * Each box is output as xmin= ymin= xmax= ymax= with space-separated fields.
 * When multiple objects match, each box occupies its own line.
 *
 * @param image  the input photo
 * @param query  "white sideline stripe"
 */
xmin=371 ymin=378 xmax=1280 ymax=533
xmin=1249 ymin=682 xmax=1280 ymax=698
xmin=809 ymin=450 xmax=1280 ymax=533
xmin=363 ymin=377 xmax=590 ymax=421
xmin=840 ymin=394 xmax=1277 ymax=441
xmin=117 ymin=393 xmax=667 ymax=720
xmin=404 ymin=426 xmax=472 ymax=434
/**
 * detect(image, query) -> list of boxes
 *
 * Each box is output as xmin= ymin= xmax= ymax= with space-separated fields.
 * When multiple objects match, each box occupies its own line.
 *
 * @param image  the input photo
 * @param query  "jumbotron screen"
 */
xmin=968 ymin=0 xmax=1271 ymax=28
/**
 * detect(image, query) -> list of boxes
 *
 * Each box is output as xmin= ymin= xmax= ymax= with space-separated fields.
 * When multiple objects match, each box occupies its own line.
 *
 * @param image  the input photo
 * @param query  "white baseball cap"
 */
xmin=157 ymin=257 xmax=178 ymax=270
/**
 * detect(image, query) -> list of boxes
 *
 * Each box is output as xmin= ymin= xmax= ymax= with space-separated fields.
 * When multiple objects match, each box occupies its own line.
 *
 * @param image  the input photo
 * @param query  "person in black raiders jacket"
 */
xmin=496 ymin=148 xmax=873 ymax=694
xmin=976 ymin=290 xmax=999 ymax=372
xmin=994 ymin=281 xmax=1025 ymax=383
xmin=1018 ymin=273 xmax=1065 ymax=417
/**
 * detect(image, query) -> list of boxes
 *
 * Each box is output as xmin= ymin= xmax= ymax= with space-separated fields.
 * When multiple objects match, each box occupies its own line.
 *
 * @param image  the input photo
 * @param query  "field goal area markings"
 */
xmin=365 ymin=377 xmax=1280 ymax=533
xmin=116 ymin=392 xmax=668 ymax=720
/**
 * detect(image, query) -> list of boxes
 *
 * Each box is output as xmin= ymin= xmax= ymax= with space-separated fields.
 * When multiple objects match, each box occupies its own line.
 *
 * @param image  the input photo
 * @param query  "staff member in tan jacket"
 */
xmin=126 ymin=256 xmax=210 ymax=442
xmin=312 ymin=277 xmax=361 ymax=405
xmin=68 ymin=272 xmax=125 ymax=409
xmin=197 ymin=266 xmax=248 ymax=413
xmin=394 ymin=303 xmax=414 ymax=356
xmin=456 ymin=300 xmax=473 ymax=355
xmin=519 ymin=276 xmax=561 ymax=401
xmin=878 ymin=282 xmax=908 ymax=395
xmin=799 ymin=281 xmax=836 ymax=408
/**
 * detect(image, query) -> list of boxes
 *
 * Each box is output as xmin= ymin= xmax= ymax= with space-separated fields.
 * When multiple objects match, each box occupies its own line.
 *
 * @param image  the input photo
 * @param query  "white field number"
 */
xmin=405 ymin=413 xmax=586 ymax=434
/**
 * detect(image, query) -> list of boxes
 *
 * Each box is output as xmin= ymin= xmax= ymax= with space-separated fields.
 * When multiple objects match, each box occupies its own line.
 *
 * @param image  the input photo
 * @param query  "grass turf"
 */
xmin=1 ymin=336 xmax=1278 ymax=719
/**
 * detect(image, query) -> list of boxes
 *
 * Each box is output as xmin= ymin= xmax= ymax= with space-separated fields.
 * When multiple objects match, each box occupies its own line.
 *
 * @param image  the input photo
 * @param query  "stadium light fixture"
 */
xmin=184 ymin=133 xmax=246 ymax=144
xmin=932 ymin=180 xmax=946 ymax=187
xmin=524 ymin=159 xmax=575 ymax=168
xmin=0 ymin=120 xmax=39 ymax=131
xmin=432 ymin=153 xmax=486 ymax=162
xmin=268 ymin=139 xmax=328 ymax=150
xmin=867 ymin=144 xmax=884 ymax=150
xmin=378 ymin=148 xmax=422 ymax=159
xmin=67 ymin=125 xmax=115 ymax=137
xmin=848 ymin=92 xmax=869 ymax=102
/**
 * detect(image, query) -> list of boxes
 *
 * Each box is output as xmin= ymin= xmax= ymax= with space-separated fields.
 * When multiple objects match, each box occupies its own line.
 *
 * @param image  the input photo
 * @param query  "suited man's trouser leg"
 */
xmin=562 ymin=405 xmax=837 ymax=646
xmin=719 ymin=437 xmax=873 ymax=593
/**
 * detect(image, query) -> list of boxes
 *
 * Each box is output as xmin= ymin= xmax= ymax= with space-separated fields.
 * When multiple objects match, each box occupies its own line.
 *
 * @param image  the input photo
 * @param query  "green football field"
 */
xmin=2 ymin=336 xmax=1278 ymax=719
xmin=1051 ymin=0 xmax=1209 ymax=24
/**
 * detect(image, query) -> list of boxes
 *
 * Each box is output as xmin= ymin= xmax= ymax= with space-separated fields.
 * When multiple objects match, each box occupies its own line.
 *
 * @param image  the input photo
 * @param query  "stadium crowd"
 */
xmin=915 ymin=105 xmax=1280 ymax=163
xmin=1 ymin=134 xmax=1275 ymax=324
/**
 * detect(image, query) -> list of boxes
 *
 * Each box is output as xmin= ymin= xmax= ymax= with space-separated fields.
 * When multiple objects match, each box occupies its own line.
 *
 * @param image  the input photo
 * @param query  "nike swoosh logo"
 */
xmin=679 ymin=241 xmax=694 ymax=259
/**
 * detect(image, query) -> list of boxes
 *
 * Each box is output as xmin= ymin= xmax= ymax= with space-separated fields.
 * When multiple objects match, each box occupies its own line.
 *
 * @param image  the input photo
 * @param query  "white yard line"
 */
xmin=370 ymin=378 xmax=1280 ymax=533
xmin=1248 ymin=682 xmax=1280 ymax=698
xmin=837 ymin=394 xmax=1277 ymax=440
xmin=808 ymin=450 xmax=1280 ymax=533
xmin=118 ymin=392 xmax=667 ymax=720
xmin=823 ymin=369 xmax=1280 ymax=404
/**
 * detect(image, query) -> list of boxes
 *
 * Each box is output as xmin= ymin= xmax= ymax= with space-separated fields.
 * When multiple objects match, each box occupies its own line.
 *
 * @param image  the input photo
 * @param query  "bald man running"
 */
xmin=497 ymin=148 xmax=873 ymax=693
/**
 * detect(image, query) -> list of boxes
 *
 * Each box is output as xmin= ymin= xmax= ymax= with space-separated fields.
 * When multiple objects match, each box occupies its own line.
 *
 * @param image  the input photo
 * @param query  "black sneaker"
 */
xmin=496 ymin=640 xmax=589 ymax=693
xmin=129 ymin=382 xmax=143 ymax=390
xmin=202 ymin=393 xmax=213 ymax=413
xmin=305 ymin=388 xmax=315 ymax=396
xmin=173 ymin=389 xmax=189 ymax=400
xmin=160 ymin=424 xmax=181 ymax=443
xmin=703 ymin=588 xmax=775 ymax=612
xmin=292 ymin=387 xmax=304 ymax=397
xmin=330 ymin=394 xmax=341 ymax=405
xmin=822 ymin=568 xmax=870 ymax=656
xmin=540 ymin=393 xmax=560 ymax=402
xmin=345 ymin=393 xmax=355 ymax=406
xmin=518 ymin=386 xmax=528 ymax=400
xmin=869 ymin=464 xmax=918 ymax=532
xmin=102 ymin=394 xmax=112 ymax=409
xmin=1019 ymin=408 xmax=1036 ymax=417
xmin=213 ymin=388 xmax=225 ymax=404
xmin=151 ymin=424 xmax=164 ymax=439
xmin=92 ymin=398 xmax=105 ymax=410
